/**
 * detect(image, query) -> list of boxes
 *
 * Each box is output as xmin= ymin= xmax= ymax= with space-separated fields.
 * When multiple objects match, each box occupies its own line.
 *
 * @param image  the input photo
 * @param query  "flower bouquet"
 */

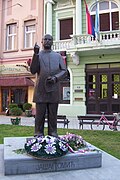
xmin=60 ymin=133 xmax=87 ymax=152
xmin=24 ymin=135 xmax=68 ymax=159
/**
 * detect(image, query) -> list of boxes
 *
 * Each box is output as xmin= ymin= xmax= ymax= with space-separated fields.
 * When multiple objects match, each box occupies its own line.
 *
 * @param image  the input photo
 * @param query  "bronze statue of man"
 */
xmin=30 ymin=34 xmax=67 ymax=137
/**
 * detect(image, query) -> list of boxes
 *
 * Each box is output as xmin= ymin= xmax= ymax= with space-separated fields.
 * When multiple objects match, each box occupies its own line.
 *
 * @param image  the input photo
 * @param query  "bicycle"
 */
xmin=91 ymin=112 xmax=120 ymax=131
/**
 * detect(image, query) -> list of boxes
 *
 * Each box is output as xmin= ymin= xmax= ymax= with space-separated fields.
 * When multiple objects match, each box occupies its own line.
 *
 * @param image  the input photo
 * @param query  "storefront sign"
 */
xmin=0 ymin=64 xmax=30 ymax=75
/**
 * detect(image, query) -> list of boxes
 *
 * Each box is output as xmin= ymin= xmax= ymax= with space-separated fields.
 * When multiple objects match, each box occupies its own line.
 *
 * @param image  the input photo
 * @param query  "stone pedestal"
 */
xmin=4 ymin=137 xmax=102 ymax=175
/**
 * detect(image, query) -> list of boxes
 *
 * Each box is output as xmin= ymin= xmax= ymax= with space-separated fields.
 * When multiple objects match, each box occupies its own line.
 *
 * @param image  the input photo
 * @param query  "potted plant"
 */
xmin=9 ymin=104 xmax=23 ymax=125
xmin=9 ymin=103 xmax=18 ymax=114
xmin=23 ymin=103 xmax=32 ymax=117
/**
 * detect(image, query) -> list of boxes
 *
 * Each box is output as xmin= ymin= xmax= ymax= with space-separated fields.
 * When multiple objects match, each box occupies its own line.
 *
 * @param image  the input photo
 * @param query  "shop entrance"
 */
xmin=86 ymin=63 xmax=120 ymax=114
xmin=1 ymin=87 xmax=27 ymax=111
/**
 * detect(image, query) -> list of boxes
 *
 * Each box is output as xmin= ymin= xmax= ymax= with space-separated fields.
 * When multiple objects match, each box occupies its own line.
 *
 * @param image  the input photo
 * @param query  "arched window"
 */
xmin=91 ymin=1 xmax=119 ymax=31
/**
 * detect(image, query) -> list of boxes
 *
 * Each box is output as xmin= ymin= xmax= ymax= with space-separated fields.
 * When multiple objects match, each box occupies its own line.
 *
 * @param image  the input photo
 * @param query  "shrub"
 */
xmin=9 ymin=103 xmax=18 ymax=110
xmin=23 ymin=103 xmax=32 ymax=111
xmin=10 ymin=107 xmax=23 ymax=116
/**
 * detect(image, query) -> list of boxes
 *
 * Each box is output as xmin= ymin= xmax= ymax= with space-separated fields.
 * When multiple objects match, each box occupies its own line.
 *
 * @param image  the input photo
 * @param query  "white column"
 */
xmin=45 ymin=0 xmax=54 ymax=35
xmin=76 ymin=0 xmax=82 ymax=35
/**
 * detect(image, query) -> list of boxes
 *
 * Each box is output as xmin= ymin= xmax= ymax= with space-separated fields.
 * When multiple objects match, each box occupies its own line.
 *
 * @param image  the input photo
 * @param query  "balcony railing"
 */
xmin=53 ymin=30 xmax=120 ymax=51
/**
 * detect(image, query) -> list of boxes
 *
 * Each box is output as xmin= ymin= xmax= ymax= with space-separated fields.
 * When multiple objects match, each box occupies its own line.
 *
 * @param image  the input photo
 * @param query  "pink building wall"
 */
xmin=0 ymin=0 xmax=44 ymax=65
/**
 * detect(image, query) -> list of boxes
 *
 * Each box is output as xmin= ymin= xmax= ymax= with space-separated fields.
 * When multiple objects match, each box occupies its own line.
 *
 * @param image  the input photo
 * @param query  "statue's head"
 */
xmin=42 ymin=34 xmax=53 ymax=50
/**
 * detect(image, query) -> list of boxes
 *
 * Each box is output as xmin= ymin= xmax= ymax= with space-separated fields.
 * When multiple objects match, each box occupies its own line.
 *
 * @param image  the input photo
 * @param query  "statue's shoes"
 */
xmin=48 ymin=132 xmax=58 ymax=138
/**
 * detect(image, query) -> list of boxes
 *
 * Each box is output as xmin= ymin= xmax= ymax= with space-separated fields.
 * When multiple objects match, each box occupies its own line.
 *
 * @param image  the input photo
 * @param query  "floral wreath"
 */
xmin=24 ymin=133 xmax=95 ymax=159
xmin=24 ymin=135 xmax=68 ymax=159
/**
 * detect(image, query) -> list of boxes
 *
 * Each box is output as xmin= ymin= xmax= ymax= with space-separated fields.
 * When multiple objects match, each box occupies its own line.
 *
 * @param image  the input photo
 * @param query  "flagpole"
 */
xmin=95 ymin=0 xmax=99 ymax=41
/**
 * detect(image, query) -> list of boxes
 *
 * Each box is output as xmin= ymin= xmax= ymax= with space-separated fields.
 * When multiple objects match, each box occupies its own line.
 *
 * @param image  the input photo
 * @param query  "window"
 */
xmin=24 ymin=20 xmax=35 ymax=48
xmin=11 ymin=88 xmax=27 ymax=105
xmin=6 ymin=23 xmax=17 ymax=50
xmin=60 ymin=18 xmax=73 ymax=40
xmin=91 ymin=1 xmax=119 ymax=31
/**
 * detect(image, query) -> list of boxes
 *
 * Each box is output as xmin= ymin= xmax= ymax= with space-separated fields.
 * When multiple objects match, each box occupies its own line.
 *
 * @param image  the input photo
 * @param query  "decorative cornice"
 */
xmin=23 ymin=15 xmax=36 ymax=21
xmin=6 ymin=18 xmax=18 ymax=25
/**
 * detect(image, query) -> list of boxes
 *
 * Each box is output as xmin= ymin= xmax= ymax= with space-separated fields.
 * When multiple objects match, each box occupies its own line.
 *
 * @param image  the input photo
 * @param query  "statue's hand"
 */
xmin=47 ymin=76 xmax=57 ymax=84
xmin=34 ymin=42 xmax=40 ymax=54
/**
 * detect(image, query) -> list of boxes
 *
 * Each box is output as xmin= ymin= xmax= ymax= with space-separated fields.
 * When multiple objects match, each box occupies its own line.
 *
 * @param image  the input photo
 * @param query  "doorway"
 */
xmin=86 ymin=63 xmax=120 ymax=114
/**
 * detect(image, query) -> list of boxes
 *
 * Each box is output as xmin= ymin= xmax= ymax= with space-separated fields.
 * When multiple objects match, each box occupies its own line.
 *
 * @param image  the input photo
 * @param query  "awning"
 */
xmin=0 ymin=77 xmax=34 ymax=87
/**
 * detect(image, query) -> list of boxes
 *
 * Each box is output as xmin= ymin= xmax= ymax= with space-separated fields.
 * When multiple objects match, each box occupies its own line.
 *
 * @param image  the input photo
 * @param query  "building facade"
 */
xmin=0 ymin=0 xmax=44 ymax=113
xmin=0 ymin=0 xmax=120 ymax=117
xmin=45 ymin=0 xmax=120 ymax=116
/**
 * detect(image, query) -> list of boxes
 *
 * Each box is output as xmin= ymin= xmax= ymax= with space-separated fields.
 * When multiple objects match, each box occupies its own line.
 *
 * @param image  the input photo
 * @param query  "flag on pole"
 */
xmin=95 ymin=0 xmax=99 ymax=40
xmin=84 ymin=0 xmax=95 ymax=36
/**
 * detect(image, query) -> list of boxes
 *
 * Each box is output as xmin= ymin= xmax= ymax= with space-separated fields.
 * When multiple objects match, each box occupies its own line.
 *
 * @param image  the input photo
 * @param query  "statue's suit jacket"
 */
xmin=30 ymin=50 xmax=67 ymax=103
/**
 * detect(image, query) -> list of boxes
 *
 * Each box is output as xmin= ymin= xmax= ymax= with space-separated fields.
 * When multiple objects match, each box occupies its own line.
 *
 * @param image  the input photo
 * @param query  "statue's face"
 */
xmin=42 ymin=34 xmax=53 ymax=50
